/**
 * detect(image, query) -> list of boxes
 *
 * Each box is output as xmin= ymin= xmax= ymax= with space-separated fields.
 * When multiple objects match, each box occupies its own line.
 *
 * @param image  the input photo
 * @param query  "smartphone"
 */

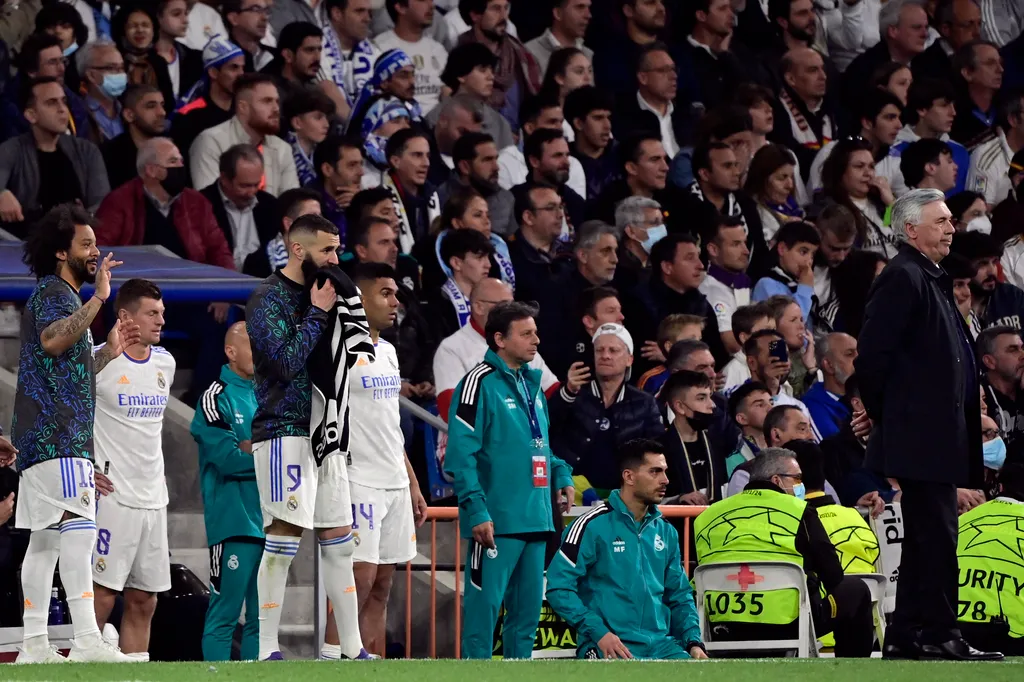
xmin=768 ymin=339 xmax=789 ymax=363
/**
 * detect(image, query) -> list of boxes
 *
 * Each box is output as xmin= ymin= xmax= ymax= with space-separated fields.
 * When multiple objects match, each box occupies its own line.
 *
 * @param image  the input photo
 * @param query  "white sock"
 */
xmin=20 ymin=528 xmax=61 ymax=647
xmin=59 ymin=517 xmax=101 ymax=647
xmin=126 ymin=652 xmax=149 ymax=661
xmin=319 ymin=533 xmax=363 ymax=658
xmin=320 ymin=643 xmax=341 ymax=660
xmin=257 ymin=535 xmax=300 ymax=659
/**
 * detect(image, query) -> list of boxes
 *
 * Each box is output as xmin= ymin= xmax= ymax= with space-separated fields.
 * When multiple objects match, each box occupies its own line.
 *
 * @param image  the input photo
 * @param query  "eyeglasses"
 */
xmin=238 ymin=5 xmax=271 ymax=16
xmin=778 ymin=473 xmax=804 ymax=484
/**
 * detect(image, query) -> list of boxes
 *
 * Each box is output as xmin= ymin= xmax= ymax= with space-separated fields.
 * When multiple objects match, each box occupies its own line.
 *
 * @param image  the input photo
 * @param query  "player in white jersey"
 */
xmin=91 ymin=279 xmax=175 ymax=661
xmin=320 ymin=262 xmax=428 ymax=659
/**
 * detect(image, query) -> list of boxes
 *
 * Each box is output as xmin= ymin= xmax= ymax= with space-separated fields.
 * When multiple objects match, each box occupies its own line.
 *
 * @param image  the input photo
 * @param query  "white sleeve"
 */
xmin=703 ymin=286 xmax=737 ymax=331
xmin=568 ymin=157 xmax=587 ymax=200
xmin=432 ymin=339 xmax=466 ymax=395
xmin=189 ymin=132 xmax=220 ymax=193
xmin=497 ymin=148 xmax=524 ymax=190
xmin=828 ymin=0 xmax=867 ymax=52
xmin=534 ymin=353 xmax=560 ymax=392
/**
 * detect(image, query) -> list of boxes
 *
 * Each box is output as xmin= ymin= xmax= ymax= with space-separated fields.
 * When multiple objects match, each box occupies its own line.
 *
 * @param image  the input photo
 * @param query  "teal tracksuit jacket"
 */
xmin=546 ymin=490 xmax=705 ymax=659
xmin=444 ymin=349 xmax=574 ymax=659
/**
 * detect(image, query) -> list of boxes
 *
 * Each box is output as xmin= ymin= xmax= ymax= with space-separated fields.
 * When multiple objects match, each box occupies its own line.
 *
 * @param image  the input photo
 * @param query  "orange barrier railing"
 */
xmin=403 ymin=505 xmax=707 ymax=659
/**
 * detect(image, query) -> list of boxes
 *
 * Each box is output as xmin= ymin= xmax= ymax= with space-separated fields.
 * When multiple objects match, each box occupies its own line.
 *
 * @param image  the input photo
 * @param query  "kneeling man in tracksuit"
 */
xmin=546 ymin=438 xmax=709 ymax=660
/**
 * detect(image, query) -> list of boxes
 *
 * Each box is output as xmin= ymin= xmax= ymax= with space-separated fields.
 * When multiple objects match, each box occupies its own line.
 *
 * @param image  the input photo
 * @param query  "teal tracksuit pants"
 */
xmin=463 ymin=535 xmax=546 ymax=659
xmin=202 ymin=538 xmax=263 ymax=661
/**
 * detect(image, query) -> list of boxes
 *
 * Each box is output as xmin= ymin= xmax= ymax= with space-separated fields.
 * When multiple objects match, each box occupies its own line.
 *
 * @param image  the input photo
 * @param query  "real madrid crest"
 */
xmin=287 ymin=495 xmax=299 ymax=511
xmin=156 ymin=371 xmax=167 ymax=390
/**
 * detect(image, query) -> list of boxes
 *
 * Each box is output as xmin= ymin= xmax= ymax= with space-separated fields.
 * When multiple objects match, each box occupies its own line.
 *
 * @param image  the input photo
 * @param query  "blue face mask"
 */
xmin=63 ymin=42 xmax=79 ymax=58
xmin=641 ymin=224 xmax=668 ymax=253
xmin=101 ymin=72 xmax=128 ymax=99
xmin=792 ymin=482 xmax=806 ymax=500
xmin=983 ymin=437 xmax=1007 ymax=470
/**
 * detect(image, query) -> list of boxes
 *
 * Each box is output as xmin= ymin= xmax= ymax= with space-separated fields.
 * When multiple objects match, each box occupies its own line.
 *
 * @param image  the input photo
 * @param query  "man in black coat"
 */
xmin=855 ymin=188 xmax=1002 ymax=661
xmin=200 ymin=179 xmax=279 ymax=276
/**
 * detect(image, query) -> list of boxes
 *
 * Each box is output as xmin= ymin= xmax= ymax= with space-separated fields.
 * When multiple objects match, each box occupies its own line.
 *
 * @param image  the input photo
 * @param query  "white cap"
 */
xmin=592 ymin=323 xmax=634 ymax=355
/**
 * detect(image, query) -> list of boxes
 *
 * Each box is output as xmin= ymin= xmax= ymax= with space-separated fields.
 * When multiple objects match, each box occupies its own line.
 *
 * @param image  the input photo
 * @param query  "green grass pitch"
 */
xmin=1 ymin=659 xmax=1023 ymax=682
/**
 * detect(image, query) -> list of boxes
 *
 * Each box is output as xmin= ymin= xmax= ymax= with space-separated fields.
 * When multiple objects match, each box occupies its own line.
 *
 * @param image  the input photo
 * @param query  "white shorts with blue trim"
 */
xmin=253 ymin=436 xmax=353 ymax=531
xmin=15 ymin=457 xmax=97 ymax=531
xmin=92 ymin=499 xmax=171 ymax=593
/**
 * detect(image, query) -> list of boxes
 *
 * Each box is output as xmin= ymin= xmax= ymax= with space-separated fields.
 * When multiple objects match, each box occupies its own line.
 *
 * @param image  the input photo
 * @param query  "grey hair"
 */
xmin=748 ymin=448 xmax=798 ymax=482
xmin=575 ymin=220 xmax=619 ymax=252
xmin=437 ymin=94 xmax=485 ymax=125
xmin=880 ymin=0 xmax=925 ymax=35
xmin=813 ymin=331 xmax=833 ymax=369
xmin=136 ymin=137 xmax=172 ymax=176
xmin=614 ymin=196 xmax=662 ymax=235
xmin=666 ymin=339 xmax=711 ymax=372
xmin=891 ymin=187 xmax=946 ymax=243
xmin=76 ymin=39 xmax=118 ymax=78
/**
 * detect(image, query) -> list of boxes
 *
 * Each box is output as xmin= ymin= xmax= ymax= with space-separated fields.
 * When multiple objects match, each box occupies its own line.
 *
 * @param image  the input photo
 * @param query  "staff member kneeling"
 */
xmin=693 ymin=448 xmax=873 ymax=657
xmin=546 ymin=439 xmax=709 ymax=660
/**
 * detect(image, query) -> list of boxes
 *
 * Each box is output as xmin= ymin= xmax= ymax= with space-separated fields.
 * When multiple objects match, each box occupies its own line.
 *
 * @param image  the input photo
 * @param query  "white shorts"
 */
xmin=254 ymin=436 xmax=353 ymax=530
xmin=92 ymin=498 xmax=171 ymax=593
xmin=350 ymin=482 xmax=417 ymax=565
xmin=15 ymin=458 xmax=97 ymax=531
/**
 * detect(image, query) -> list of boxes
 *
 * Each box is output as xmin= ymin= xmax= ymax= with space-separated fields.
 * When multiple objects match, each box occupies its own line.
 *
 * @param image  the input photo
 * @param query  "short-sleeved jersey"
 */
xmin=13 ymin=275 xmax=96 ymax=470
xmin=93 ymin=345 xmax=176 ymax=509
xmin=347 ymin=340 xmax=407 ymax=489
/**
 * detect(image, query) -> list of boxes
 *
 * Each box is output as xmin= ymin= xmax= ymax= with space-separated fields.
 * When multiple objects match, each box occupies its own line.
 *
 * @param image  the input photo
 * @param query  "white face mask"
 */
xmin=966 ymin=216 xmax=992 ymax=235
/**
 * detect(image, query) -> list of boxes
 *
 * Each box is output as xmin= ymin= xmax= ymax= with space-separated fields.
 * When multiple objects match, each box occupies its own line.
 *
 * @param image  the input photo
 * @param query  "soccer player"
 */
xmin=192 ymin=322 xmax=263 ymax=661
xmin=90 ymin=279 xmax=175 ymax=661
xmin=246 ymin=214 xmax=372 ymax=660
xmin=320 ymin=263 xmax=428 ymax=659
xmin=12 ymin=204 xmax=138 ymax=663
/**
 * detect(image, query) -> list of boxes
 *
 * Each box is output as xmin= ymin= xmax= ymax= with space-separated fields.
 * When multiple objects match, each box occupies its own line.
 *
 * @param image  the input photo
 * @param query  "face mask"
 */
xmin=792 ymin=482 xmax=806 ymax=500
xmin=160 ymin=166 xmax=189 ymax=197
xmin=101 ymin=72 xmax=128 ymax=98
xmin=641 ymin=224 xmax=668 ymax=254
xmin=966 ymin=216 xmax=992 ymax=235
xmin=686 ymin=409 xmax=715 ymax=432
xmin=63 ymin=42 xmax=79 ymax=57
xmin=983 ymin=437 xmax=1006 ymax=470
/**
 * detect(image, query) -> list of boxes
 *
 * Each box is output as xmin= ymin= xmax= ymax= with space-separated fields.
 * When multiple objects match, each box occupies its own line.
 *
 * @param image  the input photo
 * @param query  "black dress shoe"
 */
xmin=882 ymin=640 xmax=922 ymax=660
xmin=920 ymin=638 xmax=1004 ymax=661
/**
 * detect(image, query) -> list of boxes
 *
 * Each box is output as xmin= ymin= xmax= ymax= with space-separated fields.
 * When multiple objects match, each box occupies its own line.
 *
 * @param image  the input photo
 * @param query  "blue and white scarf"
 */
xmin=441 ymin=278 xmax=472 ymax=328
xmin=320 ymin=18 xmax=375 ymax=106
xmin=288 ymin=132 xmax=316 ymax=187
xmin=348 ymin=49 xmax=421 ymax=132
xmin=266 ymin=235 xmax=288 ymax=271
xmin=361 ymin=98 xmax=411 ymax=169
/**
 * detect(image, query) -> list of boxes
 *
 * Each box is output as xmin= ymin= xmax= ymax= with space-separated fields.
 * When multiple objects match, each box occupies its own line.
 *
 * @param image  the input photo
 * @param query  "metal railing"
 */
xmin=401 ymin=505 xmax=707 ymax=659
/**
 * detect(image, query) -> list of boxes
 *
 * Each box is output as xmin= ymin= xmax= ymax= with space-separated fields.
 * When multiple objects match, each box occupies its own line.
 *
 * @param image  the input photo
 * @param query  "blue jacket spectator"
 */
xmin=752 ymin=220 xmax=819 ymax=323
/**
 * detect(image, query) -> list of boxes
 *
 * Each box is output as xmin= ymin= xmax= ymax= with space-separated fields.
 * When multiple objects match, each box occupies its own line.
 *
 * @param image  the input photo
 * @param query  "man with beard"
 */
xmin=269 ymin=22 xmax=328 ymax=111
xmin=950 ymin=231 xmax=1024 ymax=335
xmin=457 ymin=0 xmax=541 ymax=132
xmin=190 ymin=73 xmax=299 ymax=196
xmin=801 ymin=332 xmax=857 ymax=439
xmin=102 ymin=85 xmax=167 ymax=191
xmin=375 ymin=0 xmax=449 ymax=114
xmin=439 ymin=132 xmax=517 ymax=237
xmin=593 ymin=0 xmax=669 ymax=97
xmin=978 ymin=326 xmax=1024 ymax=447
xmin=246 ymin=214 xmax=374 ymax=661
xmin=498 ymin=93 xmax=586 ymax=199
xmin=11 ymin=204 xmax=138 ymax=663
xmin=514 ymin=128 xmax=585 ymax=236
xmin=546 ymin=438 xmax=708 ymax=660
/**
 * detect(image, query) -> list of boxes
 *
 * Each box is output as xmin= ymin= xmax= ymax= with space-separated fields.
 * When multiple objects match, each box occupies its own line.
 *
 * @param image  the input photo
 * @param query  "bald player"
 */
xmin=191 ymin=321 xmax=263 ymax=661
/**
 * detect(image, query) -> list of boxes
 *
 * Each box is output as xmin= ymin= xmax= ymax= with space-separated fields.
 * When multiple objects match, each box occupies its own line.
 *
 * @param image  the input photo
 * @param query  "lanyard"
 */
xmin=679 ymin=429 xmax=714 ymax=496
xmin=517 ymin=373 xmax=543 ymax=441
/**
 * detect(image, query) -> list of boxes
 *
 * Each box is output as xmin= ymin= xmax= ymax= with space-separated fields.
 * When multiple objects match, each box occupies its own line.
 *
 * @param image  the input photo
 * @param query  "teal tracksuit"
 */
xmin=444 ymin=349 xmax=574 ymax=659
xmin=190 ymin=365 xmax=263 ymax=661
xmin=546 ymin=490 xmax=705 ymax=659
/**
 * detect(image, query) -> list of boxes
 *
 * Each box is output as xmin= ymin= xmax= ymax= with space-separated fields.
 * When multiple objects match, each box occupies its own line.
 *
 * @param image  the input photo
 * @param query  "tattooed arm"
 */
xmin=39 ymin=297 xmax=104 ymax=357
xmin=93 ymin=344 xmax=117 ymax=374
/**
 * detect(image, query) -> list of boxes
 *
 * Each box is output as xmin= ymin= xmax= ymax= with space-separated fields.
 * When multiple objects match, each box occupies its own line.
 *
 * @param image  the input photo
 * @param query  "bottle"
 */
xmin=48 ymin=586 xmax=63 ymax=625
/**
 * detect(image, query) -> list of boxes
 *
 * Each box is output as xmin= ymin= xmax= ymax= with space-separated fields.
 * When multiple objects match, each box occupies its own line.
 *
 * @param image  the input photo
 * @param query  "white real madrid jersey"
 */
xmin=93 ymin=345 xmax=176 ymax=509
xmin=346 ymin=340 xmax=408 ymax=490
xmin=373 ymin=31 xmax=448 ymax=114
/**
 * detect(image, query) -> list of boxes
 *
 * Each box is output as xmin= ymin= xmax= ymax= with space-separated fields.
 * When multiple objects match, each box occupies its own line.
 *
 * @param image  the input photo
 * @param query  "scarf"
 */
xmin=383 ymin=171 xmax=440 ymax=253
xmin=309 ymin=266 xmax=375 ymax=466
xmin=288 ymin=132 xmax=316 ymax=187
xmin=361 ymin=98 xmax=411 ymax=169
xmin=688 ymin=182 xmax=748 ymax=234
xmin=266 ymin=235 xmax=288 ymax=271
xmin=319 ymin=9 xmax=376 ymax=105
xmin=348 ymin=49 xmax=421 ymax=133
xmin=434 ymin=228 xmax=516 ymax=291
xmin=779 ymin=87 xmax=833 ymax=151
xmin=441 ymin=278 xmax=472 ymax=328
xmin=764 ymin=195 xmax=805 ymax=224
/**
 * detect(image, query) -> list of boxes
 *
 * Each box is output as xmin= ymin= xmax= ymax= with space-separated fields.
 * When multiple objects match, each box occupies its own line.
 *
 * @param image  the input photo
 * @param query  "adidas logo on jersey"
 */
xmin=117 ymin=375 xmax=130 ymax=385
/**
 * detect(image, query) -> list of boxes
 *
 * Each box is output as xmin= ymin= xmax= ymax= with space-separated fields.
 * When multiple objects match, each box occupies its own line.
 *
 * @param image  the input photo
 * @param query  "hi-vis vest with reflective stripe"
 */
xmin=694 ymin=488 xmax=806 ymax=624
xmin=957 ymin=498 xmax=1024 ymax=637
xmin=816 ymin=503 xmax=880 ymax=574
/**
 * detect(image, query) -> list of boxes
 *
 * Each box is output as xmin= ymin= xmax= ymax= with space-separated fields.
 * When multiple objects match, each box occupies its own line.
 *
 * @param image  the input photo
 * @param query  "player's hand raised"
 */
xmin=107 ymin=318 xmax=141 ymax=356
xmin=310 ymin=278 xmax=336 ymax=312
xmin=94 ymin=253 xmax=123 ymax=303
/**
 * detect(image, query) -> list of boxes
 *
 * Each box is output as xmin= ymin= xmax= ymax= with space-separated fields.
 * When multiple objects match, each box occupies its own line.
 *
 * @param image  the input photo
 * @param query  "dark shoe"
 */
xmin=920 ymin=638 xmax=1004 ymax=661
xmin=882 ymin=640 xmax=923 ymax=660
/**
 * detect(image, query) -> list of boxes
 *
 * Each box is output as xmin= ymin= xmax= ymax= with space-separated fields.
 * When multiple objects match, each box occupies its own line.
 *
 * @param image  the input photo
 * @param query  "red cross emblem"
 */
xmin=727 ymin=564 xmax=765 ymax=591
